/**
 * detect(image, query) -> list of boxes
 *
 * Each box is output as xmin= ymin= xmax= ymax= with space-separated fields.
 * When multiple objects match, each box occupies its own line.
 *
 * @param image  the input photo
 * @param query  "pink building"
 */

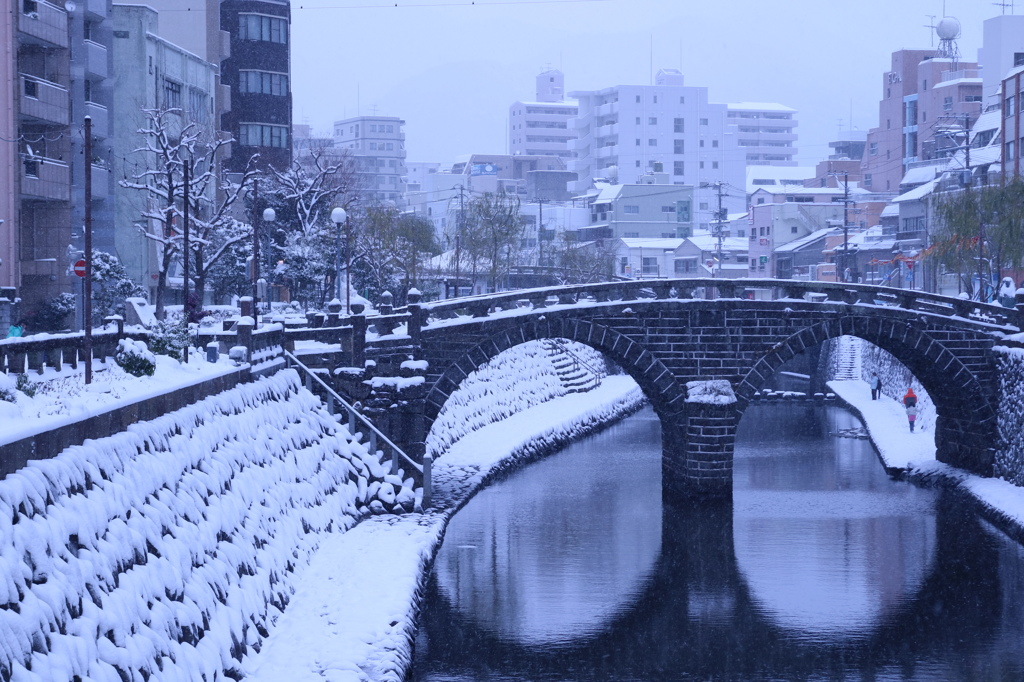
xmin=862 ymin=50 xmax=983 ymax=194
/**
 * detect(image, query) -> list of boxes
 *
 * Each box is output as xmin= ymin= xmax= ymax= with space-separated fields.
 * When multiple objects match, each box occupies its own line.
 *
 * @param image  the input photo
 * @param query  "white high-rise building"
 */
xmin=332 ymin=115 xmax=407 ymax=205
xmin=509 ymin=69 xmax=578 ymax=159
xmin=727 ymin=103 xmax=799 ymax=166
xmin=568 ymin=69 xmax=746 ymax=229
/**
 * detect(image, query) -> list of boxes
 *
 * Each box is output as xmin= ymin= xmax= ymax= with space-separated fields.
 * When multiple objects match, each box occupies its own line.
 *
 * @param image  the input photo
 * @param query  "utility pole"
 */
xmin=182 ymin=161 xmax=190 ymax=362
xmin=453 ymin=184 xmax=465 ymax=299
xmin=537 ymin=198 xmax=546 ymax=272
xmin=714 ymin=181 xmax=725 ymax=278
xmin=83 ymin=116 xmax=93 ymax=385
xmin=842 ymin=171 xmax=850 ymax=283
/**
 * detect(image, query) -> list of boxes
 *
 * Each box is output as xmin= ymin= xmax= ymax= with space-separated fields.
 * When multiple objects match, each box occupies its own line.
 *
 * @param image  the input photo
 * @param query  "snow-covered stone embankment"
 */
xmin=0 ymin=370 xmax=410 ymax=682
xmin=995 ymin=346 xmax=1024 ymax=485
xmin=244 ymin=347 xmax=644 ymax=682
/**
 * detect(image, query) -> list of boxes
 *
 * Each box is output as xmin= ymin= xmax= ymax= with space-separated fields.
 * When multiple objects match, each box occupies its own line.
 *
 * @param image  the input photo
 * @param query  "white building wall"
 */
xmin=569 ymin=70 xmax=745 ymax=229
xmin=727 ymin=102 xmax=799 ymax=166
xmin=509 ymin=70 xmax=578 ymax=159
xmin=981 ymin=14 xmax=1024 ymax=107
xmin=332 ymin=115 xmax=407 ymax=205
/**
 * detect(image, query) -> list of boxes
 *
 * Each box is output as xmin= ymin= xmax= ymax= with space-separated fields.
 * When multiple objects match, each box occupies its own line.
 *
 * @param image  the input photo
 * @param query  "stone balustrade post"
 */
xmin=406 ymin=288 xmax=423 ymax=346
xmin=350 ymin=302 xmax=366 ymax=368
xmin=1016 ymin=289 xmax=1024 ymax=330
xmin=326 ymin=299 xmax=343 ymax=327
xmin=239 ymin=296 xmax=254 ymax=319
xmin=236 ymin=318 xmax=254 ymax=365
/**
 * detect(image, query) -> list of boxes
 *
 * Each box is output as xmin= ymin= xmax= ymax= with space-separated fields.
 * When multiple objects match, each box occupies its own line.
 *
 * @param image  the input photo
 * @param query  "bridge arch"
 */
xmin=736 ymin=314 xmax=999 ymax=474
xmin=423 ymin=317 xmax=688 ymax=454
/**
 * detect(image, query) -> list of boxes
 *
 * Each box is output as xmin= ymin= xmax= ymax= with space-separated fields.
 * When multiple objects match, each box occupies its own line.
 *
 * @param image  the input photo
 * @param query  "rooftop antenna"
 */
xmin=935 ymin=15 xmax=962 ymax=67
xmin=924 ymin=15 xmax=937 ymax=47
xmin=994 ymin=1 xmax=1014 ymax=14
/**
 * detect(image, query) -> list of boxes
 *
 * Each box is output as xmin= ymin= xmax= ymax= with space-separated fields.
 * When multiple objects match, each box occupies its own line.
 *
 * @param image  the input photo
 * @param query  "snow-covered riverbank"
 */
xmin=830 ymin=378 xmax=1024 ymax=545
xmin=241 ymin=376 xmax=645 ymax=682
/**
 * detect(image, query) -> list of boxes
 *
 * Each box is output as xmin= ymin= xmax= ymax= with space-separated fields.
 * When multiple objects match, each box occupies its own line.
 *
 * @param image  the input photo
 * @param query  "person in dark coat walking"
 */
xmin=870 ymin=372 xmax=882 ymax=400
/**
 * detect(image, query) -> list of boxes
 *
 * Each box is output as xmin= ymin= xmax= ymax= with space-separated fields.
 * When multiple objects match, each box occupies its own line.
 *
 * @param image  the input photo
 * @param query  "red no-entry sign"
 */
xmin=73 ymin=259 xmax=87 ymax=277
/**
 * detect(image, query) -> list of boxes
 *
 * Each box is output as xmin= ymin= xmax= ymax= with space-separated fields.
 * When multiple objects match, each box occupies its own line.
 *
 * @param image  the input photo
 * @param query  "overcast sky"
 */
xmin=291 ymin=0 xmax=1013 ymax=167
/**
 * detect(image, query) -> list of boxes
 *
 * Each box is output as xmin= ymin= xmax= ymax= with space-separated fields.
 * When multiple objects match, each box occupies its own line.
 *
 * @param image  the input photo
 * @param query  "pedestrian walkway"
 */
xmin=828 ymin=379 xmax=935 ymax=469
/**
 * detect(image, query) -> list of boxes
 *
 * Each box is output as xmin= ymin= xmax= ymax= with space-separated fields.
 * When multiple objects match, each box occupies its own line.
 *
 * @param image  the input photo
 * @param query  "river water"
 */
xmin=413 ymin=404 xmax=1024 ymax=681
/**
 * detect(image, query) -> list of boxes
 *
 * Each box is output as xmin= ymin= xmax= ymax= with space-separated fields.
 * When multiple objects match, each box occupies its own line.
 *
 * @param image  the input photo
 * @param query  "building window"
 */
xmin=635 ymin=95 xmax=641 ymax=103
xmin=648 ymin=138 xmax=657 ymax=146
xmin=864 ymin=173 xmax=872 ymax=187
xmin=1007 ymin=140 xmax=1016 ymax=161
xmin=674 ymin=160 xmax=684 ymax=175
xmin=869 ymin=142 xmax=878 ymax=155
xmin=791 ymin=225 xmax=798 ymax=234
xmin=699 ymin=161 xmax=704 ymax=169
xmin=1007 ymin=95 xmax=1017 ymax=116
xmin=653 ymin=95 xmax=658 ymax=104
xmin=675 ymin=259 xmax=697 ymax=274
xmin=944 ymin=96 xmax=953 ymax=111
xmin=239 ymin=71 xmax=289 ymax=96
xmin=674 ymin=139 xmax=684 ymax=154
xmin=661 ymin=205 xmax=675 ymax=213
xmin=163 ymin=78 xmax=182 ymax=109
xmin=712 ymin=161 xmax=719 ymax=169
xmin=635 ymin=117 xmax=641 ymax=124
xmin=623 ymin=205 xmax=640 ymax=214
xmin=648 ymin=117 xmax=657 ymax=125
xmin=699 ymin=140 xmax=705 ymax=148
xmin=635 ymin=160 xmax=641 ymax=167
xmin=238 ymin=13 xmax=288 ymax=44
xmin=712 ymin=139 xmax=719 ymax=148
xmin=679 ymin=96 xmax=685 ymax=104
xmin=188 ymin=88 xmax=208 ymax=123
xmin=674 ymin=118 xmax=684 ymax=133
xmin=700 ymin=118 xmax=708 ymax=126
xmin=239 ymin=123 xmax=289 ymax=148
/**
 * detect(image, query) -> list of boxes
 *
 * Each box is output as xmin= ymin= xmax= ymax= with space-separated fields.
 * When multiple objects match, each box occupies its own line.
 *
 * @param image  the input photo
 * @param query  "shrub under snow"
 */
xmin=0 ymin=370 xmax=412 ymax=681
xmin=114 ymin=338 xmax=157 ymax=377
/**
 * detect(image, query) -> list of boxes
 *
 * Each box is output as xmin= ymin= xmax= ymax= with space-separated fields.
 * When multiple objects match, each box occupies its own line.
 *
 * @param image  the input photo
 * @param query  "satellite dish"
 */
xmin=936 ymin=17 xmax=961 ymax=41
xmin=64 ymin=0 xmax=76 ymax=12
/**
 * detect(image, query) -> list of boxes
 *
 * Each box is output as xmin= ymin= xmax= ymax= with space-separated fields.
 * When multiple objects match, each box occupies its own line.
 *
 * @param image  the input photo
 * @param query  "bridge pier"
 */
xmin=663 ymin=383 xmax=738 ymax=502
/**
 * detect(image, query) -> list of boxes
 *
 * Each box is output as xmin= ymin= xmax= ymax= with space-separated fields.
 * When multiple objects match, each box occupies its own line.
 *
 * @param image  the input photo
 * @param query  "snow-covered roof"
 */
xmin=774 ymin=227 xmax=831 ymax=253
xmin=880 ymin=204 xmax=900 ymax=218
xmin=892 ymin=178 xmax=938 ymax=203
xmin=685 ymin=235 xmax=748 ymax=253
xmin=512 ymin=100 xmax=579 ymax=108
xmin=728 ymin=102 xmax=797 ymax=112
xmin=617 ymin=238 xmax=685 ymax=250
xmin=933 ymin=77 xmax=983 ymax=89
xmin=900 ymin=165 xmax=939 ymax=187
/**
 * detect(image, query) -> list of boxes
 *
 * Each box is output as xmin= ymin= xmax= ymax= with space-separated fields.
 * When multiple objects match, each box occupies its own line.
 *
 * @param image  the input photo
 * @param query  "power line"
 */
xmin=158 ymin=0 xmax=611 ymax=9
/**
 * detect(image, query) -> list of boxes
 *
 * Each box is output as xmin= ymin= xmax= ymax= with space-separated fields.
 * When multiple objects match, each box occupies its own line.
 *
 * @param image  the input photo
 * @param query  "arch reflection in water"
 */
xmin=733 ymin=405 xmax=938 ymax=642
xmin=416 ymin=405 xmax=1024 ymax=681
xmin=434 ymin=410 xmax=663 ymax=647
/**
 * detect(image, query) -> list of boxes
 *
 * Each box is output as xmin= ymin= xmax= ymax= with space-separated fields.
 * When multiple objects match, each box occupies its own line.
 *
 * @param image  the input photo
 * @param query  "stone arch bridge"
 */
xmin=353 ymin=278 xmax=1021 ymax=499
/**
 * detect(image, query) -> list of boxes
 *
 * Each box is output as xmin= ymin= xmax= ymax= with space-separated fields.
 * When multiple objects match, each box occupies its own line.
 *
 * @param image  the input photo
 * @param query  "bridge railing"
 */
xmin=0 ymin=317 xmax=145 ymax=375
xmin=413 ymin=278 xmax=1023 ymax=332
xmin=283 ymin=350 xmax=431 ymax=508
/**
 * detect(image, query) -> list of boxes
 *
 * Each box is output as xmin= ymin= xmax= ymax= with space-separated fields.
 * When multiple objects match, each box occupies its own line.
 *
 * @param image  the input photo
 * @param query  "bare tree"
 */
xmin=120 ymin=107 xmax=257 ymax=319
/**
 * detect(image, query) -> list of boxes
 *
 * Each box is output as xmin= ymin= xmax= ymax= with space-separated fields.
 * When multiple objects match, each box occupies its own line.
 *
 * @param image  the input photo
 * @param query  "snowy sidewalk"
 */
xmin=831 ymin=378 xmax=1024 ymax=543
xmin=242 ymin=376 xmax=644 ymax=682
xmin=827 ymin=379 xmax=936 ymax=470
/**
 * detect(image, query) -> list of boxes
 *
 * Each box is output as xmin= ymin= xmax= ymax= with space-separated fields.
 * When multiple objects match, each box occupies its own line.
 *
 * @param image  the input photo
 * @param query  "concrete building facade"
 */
xmin=568 ymin=69 xmax=747 ymax=228
xmin=111 ymin=5 xmax=218 ymax=292
xmin=727 ymin=102 xmax=798 ymax=166
xmin=509 ymin=69 xmax=578 ymax=160
xmin=333 ymin=115 xmax=407 ymax=205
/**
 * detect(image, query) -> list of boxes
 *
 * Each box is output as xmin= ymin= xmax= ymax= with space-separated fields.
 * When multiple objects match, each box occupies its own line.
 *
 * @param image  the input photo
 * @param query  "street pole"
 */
xmin=843 ymin=171 xmax=850 ymax=283
xmin=345 ymin=216 xmax=352 ymax=314
xmin=335 ymin=219 xmax=342 ymax=301
xmin=83 ymin=116 xmax=93 ymax=384
xmin=252 ymin=179 xmax=260 ymax=318
xmin=182 ymin=161 xmax=190 ymax=362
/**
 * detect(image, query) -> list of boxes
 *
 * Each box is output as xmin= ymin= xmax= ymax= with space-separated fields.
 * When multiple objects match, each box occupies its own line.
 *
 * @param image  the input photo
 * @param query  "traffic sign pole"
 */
xmin=84 ymin=116 xmax=93 ymax=385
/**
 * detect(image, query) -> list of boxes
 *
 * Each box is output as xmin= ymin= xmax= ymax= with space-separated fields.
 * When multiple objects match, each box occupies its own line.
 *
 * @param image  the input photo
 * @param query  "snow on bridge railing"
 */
xmin=0 ymin=316 xmax=144 ymax=375
xmin=411 ymin=278 xmax=1024 ymax=332
xmin=284 ymin=350 xmax=431 ymax=508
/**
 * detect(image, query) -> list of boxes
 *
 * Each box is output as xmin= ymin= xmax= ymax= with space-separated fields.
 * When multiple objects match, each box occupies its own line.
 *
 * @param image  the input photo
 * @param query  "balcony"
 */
xmin=595 ymin=123 xmax=619 ymax=139
xmin=84 ymin=101 xmax=108 ymax=137
xmin=21 ymin=157 xmax=69 ymax=201
xmin=595 ymin=145 xmax=618 ymax=160
xmin=595 ymin=101 xmax=619 ymax=117
xmin=85 ymin=0 xmax=106 ymax=17
xmin=18 ymin=1 xmax=69 ymax=48
xmin=90 ymin=164 xmax=108 ymax=199
xmin=84 ymin=40 xmax=108 ymax=79
xmin=19 ymin=74 xmax=68 ymax=126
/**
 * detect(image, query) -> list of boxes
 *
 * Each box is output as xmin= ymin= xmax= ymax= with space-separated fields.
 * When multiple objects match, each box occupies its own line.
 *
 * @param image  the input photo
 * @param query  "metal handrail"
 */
xmin=547 ymin=338 xmax=604 ymax=388
xmin=284 ymin=350 xmax=431 ymax=508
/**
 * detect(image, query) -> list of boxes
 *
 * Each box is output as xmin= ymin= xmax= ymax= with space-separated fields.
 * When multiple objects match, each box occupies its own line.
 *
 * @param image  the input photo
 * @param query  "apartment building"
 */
xmin=0 ymin=0 xmax=115 ymax=311
xmin=111 ymin=5 xmax=218 ymax=292
xmin=727 ymin=102 xmax=798 ymax=166
xmin=568 ymin=69 xmax=747 ymax=228
xmin=577 ymin=171 xmax=695 ymax=241
xmin=220 ymin=0 xmax=292 ymax=172
xmin=861 ymin=48 xmax=983 ymax=193
xmin=509 ymin=69 xmax=578 ymax=159
xmin=333 ymin=115 xmax=407 ymax=205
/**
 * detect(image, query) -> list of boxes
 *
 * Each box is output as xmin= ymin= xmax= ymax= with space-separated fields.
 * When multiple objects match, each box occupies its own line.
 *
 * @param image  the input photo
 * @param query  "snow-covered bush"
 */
xmin=148 ymin=318 xmax=191 ymax=360
xmin=115 ymin=337 xmax=156 ymax=377
xmin=15 ymin=373 xmax=37 ymax=398
xmin=28 ymin=291 xmax=76 ymax=332
xmin=0 ymin=373 xmax=17 ymax=403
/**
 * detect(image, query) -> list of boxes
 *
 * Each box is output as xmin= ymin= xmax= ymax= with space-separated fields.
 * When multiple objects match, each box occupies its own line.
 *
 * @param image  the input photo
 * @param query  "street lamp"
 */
xmin=260 ymin=207 xmax=275 ymax=313
xmin=331 ymin=206 xmax=347 ymax=310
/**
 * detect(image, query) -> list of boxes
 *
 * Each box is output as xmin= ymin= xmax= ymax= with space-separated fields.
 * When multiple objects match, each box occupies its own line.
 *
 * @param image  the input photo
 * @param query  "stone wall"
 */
xmin=0 ymin=371 xmax=408 ymax=681
xmin=994 ymin=347 xmax=1024 ymax=484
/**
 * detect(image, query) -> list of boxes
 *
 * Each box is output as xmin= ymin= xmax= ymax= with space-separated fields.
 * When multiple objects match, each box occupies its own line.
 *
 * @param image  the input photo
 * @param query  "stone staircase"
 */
xmin=834 ymin=335 xmax=863 ymax=381
xmin=544 ymin=338 xmax=603 ymax=394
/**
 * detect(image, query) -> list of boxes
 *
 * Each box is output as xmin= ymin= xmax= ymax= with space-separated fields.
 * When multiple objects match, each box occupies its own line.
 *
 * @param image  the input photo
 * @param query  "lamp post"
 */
xmin=260 ymin=207 xmax=275 ymax=314
xmin=331 ymin=206 xmax=347 ymax=309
